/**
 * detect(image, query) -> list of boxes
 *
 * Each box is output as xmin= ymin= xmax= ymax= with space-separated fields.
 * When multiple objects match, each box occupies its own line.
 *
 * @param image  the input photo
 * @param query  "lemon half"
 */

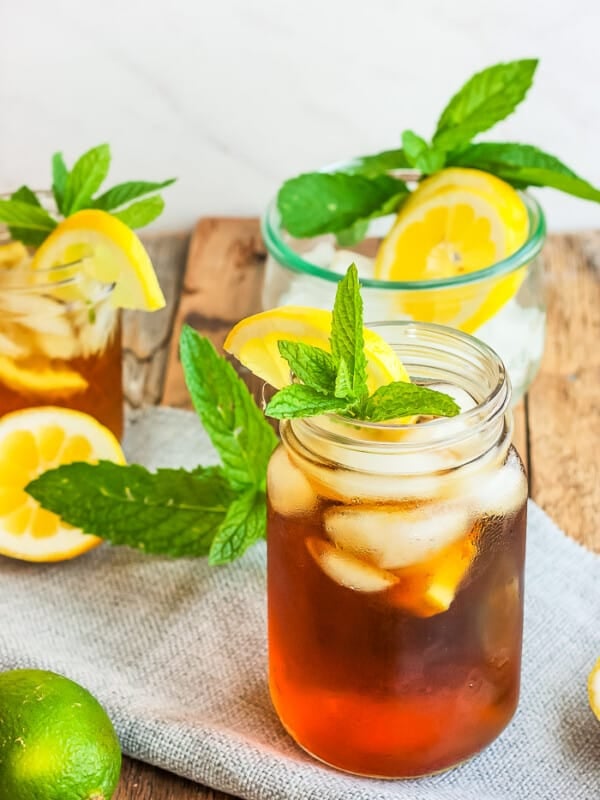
xmin=374 ymin=168 xmax=529 ymax=333
xmin=0 ymin=406 xmax=125 ymax=562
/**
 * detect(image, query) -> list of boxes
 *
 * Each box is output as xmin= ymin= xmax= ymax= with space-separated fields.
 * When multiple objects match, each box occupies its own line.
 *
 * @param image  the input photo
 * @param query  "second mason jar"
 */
xmin=266 ymin=322 xmax=528 ymax=778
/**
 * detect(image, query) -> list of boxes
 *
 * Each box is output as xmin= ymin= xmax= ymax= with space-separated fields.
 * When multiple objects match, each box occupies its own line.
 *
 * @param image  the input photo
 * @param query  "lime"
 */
xmin=0 ymin=669 xmax=121 ymax=800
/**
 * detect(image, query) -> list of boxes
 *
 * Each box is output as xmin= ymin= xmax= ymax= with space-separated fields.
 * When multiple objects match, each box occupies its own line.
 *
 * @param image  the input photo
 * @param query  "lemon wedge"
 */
xmin=223 ymin=306 xmax=409 ymax=392
xmin=31 ymin=210 xmax=165 ymax=311
xmin=0 ymin=406 xmax=125 ymax=562
xmin=374 ymin=168 xmax=529 ymax=333
xmin=588 ymin=658 xmax=600 ymax=721
xmin=0 ymin=355 xmax=88 ymax=398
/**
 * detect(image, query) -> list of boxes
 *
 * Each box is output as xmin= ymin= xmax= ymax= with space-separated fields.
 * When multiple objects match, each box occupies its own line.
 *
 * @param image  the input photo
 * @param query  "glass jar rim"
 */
xmin=262 ymin=164 xmax=547 ymax=290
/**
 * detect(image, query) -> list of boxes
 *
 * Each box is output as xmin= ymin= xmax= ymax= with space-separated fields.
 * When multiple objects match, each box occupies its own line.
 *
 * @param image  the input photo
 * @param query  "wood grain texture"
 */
xmin=161 ymin=218 xmax=265 ymax=408
xmin=116 ymin=219 xmax=599 ymax=798
xmin=116 ymin=758 xmax=232 ymax=799
xmin=528 ymin=232 xmax=600 ymax=551
xmin=123 ymin=231 xmax=190 ymax=411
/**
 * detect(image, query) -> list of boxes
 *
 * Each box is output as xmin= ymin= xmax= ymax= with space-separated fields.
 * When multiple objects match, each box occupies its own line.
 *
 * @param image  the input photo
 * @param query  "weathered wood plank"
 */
xmin=116 ymin=758 xmax=231 ymax=799
xmin=161 ymin=218 xmax=265 ymax=408
xmin=123 ymin=231 xmax=190 ymax=410
xmin=527 ymin=232 xmax=600 ymax=551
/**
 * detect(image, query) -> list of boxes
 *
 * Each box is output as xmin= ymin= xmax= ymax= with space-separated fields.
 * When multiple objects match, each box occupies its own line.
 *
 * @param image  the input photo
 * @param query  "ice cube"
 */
xmin=267 ymin=446 xmax=318 ymax=516
xmin=0 ymin=292 xmax=73 ymax=337
xmin=76 ymin=300 xmax=118 ymax=358
xmin=324 ymin=503 xmax=472 ymax=569
xmin=306 ymin=536 xmax=398 ymax=592
xmin=470 ymin=452 xmax=527 ymax=517
xmin=0 ymin=326 xmax=32 ymax=360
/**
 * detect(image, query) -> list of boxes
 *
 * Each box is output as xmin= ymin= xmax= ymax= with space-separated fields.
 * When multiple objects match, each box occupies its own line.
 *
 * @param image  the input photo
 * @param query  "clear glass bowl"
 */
xmin=261 ymin=171 xmax=547 ymax=402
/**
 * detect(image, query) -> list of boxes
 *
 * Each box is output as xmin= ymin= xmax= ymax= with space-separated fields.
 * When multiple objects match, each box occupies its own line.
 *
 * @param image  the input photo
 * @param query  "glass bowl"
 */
xmin=261 ymin=168 xmax=547 ymax=402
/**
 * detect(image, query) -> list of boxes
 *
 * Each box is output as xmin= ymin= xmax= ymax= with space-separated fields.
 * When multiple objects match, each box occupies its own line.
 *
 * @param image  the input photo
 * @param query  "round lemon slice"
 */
xmin=0 ymin=355 xmax=88 ymax=399
xmin=31 ymin=210 xmax=165 ymax=311
xmin=0 ymin=406 xmax=125 ymax=562
xmin=223 ymin=306 xmax=409 ymax=392
xmin=589 ymin=657 xmax=600 ymax=721
xmin=374 ymin=168 xmax=529 ymax=333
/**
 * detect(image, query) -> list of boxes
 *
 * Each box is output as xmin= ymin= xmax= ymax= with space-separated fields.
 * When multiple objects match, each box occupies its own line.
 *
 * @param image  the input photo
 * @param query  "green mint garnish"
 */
xmin=27 ymin=463 xmax=237 ymax=559
xmin=265 ymin=264 xmax=460 ymax=423
xmin=277 ymin=341 xmax=337 ymax=394
xmin=27 ymin=325 xmax=278 ymax=565
xmin=26 ymin=269 xmax=458 ymax=564
xmin=277 ymin=172 xmax=408 ymax=239
xmin=0 ymin=143 xmax=176 ymax=246
xmin=277 ymin=58 xmax=600 ymax=237
xmin=7 ymin=186 xmax=49 ymax=247
xmin=431 ymin=59 xmax=539 ymax=152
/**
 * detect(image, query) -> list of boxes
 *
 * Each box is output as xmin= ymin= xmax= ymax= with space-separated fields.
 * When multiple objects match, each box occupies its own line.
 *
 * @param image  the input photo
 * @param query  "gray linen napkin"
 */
xmin=0 ymin=407 xmax=599 ymax=800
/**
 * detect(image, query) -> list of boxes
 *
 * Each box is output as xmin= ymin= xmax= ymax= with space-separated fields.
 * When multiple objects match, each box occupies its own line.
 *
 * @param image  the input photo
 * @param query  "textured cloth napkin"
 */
xmin=0 ymin=407 xmax=599 ymax=800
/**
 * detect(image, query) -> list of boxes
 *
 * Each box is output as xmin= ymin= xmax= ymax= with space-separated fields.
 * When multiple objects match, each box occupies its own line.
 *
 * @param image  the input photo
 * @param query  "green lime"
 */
xmin=0 ymin=669 xmax=121 ymax=800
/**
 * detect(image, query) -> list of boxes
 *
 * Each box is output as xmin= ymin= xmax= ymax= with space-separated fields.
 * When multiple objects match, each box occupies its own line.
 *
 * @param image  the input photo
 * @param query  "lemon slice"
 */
xmin=31 ymin=210 xmax=165 ymax=311
xmin=0 ymin=406 xmax=125 ymax=562
xmin=223 ymin=306 xmax=409 ymax=392
xmin=589 ymin=658 xmax=600 ymax=721
xmin=0 ymin=355 xmax=88 ymax=398
xmin=374 ymin=168 xmax=529 ymax=333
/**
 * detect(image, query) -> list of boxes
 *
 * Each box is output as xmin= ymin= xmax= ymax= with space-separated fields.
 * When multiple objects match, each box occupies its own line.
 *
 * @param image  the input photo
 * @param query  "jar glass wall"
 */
xmin=262 ymin=174 xmax=546 ymax=402
xmin=0 ymin=250 xmax=123 ymax=439
xmin=266 ymin=322 xmax=527 ymax=778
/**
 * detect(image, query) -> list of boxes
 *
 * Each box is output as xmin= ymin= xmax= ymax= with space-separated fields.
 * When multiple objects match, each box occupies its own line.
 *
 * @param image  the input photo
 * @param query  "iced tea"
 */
xmin=267 ymin=323 xmax=527 ymax=777
xmin=0 ymin=254 xmax=123 ymax=438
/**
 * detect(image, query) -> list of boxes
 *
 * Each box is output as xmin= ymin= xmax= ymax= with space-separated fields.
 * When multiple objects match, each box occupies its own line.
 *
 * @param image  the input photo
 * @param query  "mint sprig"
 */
xmin=265 ymin=264 xmax=460 ymax=422
xmin=0 ymin=143 xmax=176 ymax=245
xmin=277 ymin=58 xmax=600 ymax=238
xmin=27 ymin=326 xmax=278 ymax=564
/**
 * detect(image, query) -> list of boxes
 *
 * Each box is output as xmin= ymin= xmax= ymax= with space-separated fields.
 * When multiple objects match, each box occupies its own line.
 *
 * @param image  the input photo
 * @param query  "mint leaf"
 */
xmin=401 ymin=130 xmax=445 ymax=175
xmin=342 ymin=149 xmax=410 ymax=178
xmin=447 ymin=141 xmax=578 ymax=178
xmin=433 ymin=59 xmax=538 ymax=152
xmin=335 ymin=218 xmax=369 ymax=247
xmin=364 ymin=382 xmax=460 ymax=422
xmin=277 ymin=172 xmax=407 ymax=237
xmin=7 ymin=186 xmax=49 ymax=247
xmin=447 ymin=141 xmax=600 ymax=201
xmin=277 ymin=340 xmax=336 ymax=394
xmin=495 ymin=168 xmax=600 ymax=202
xmin=209 ymin=489 xmax=266 ymax=565
xmin=330 ymin=263 xmax=368 ymax=402
xmin=113 ymin=195 xmax=165 ymax=228
xmin=27 ymin=462 xmax=236 ymax=557
xmin=94 ymin=179 xmax=176 ymax=211
xmin=0 ymin=200 xmax=57 ymax=233
xmin=402 ymin=130 xmax=429 ymax=165
xmin=52 ymin=152 xmax=69 ymax=214
xmin=334 ymin=357 xmax=353 ymax=400
xmin=63 ymin=143 xmax=111 ymax=214
xmin=265 ymin=384 xmax=349 ymax=419
xmin=180 ymin=326 xmax=278 ymax=489
xmin=10 ymin=185 xmax=40 ymax=207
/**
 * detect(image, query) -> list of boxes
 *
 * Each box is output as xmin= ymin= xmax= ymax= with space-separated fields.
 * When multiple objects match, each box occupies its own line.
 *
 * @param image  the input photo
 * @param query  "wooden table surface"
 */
xmin=115 ymin=220 xmax=600 ymax=799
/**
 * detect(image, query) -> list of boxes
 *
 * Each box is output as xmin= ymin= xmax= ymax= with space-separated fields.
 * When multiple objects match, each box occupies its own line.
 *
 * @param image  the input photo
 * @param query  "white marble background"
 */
xmin=0 ymin=0 xmax=599 ymax=232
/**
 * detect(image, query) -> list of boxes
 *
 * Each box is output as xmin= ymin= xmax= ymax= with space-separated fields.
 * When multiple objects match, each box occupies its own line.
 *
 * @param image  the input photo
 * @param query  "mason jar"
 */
xmin=0 ymin=247 xmax=123 ymax=438
xmin=261 ymin=168 xmax=546 ymax=402
xmin=266 ymin=322 xmax=528 ymax=778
